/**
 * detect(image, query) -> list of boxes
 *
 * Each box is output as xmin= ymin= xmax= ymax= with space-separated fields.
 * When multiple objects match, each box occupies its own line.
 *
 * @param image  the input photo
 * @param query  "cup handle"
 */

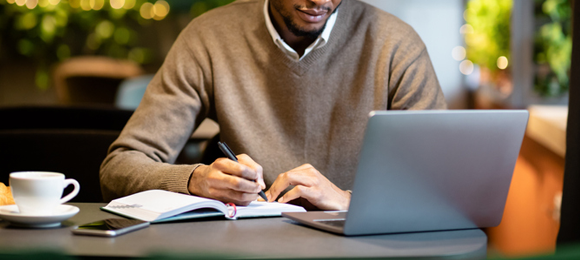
xmin=60 ymin=179 xmax=80 ymax=204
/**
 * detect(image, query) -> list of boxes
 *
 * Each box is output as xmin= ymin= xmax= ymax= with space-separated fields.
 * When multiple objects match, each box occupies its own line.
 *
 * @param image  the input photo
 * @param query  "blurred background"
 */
xmin=0 ymin=0 xmax=571 ymax=109
xmin=0 ymin=0 xmax=572 ymax=258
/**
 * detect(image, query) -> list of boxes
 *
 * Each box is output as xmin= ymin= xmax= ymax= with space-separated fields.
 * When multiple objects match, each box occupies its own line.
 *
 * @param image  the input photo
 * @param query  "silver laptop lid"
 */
xmin=344 ymin=110 xmax=528 ymax=235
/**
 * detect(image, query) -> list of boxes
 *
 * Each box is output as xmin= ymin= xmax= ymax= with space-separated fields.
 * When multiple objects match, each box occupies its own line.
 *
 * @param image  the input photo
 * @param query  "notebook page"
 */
xmin=236 ymin=201 xmax=306 ymax=218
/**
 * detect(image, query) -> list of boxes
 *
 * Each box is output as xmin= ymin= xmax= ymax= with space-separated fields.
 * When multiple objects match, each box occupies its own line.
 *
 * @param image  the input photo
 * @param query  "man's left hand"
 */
xmin=265 ymin=164 xmax=351 ymax=210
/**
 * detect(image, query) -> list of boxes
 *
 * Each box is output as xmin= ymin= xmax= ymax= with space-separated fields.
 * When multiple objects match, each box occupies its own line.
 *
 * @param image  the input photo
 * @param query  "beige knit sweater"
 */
xmin=100 ymin=0 xmax=447 ymax=201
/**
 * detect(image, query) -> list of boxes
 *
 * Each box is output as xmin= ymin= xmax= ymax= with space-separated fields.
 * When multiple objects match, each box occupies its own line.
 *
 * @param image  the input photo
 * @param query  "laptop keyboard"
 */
xmin=315 ymin=219 xmax=346 ymax=228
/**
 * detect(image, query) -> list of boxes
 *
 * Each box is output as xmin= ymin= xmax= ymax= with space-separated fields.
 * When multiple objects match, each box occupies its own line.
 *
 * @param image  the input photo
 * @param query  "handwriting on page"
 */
xmin=107 ymin=204 xmax=143 ymax=209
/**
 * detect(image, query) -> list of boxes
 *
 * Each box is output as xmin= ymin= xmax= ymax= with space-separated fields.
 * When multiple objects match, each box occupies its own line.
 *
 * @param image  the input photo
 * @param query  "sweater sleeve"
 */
xmin=387 ymin=46 xmax=447 ymax=110
xmin=100 ymin=25 xmax=212 ymax=202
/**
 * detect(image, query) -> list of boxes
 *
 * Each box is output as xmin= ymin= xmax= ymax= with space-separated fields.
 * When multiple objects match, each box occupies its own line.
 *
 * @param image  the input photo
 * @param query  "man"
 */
xmin=100 ymin=0 xmax=447 ymax=210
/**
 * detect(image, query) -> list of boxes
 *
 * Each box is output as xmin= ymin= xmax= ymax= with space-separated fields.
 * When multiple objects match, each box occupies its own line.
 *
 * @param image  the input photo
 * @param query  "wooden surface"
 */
xmin=486 ymin=135 xmax=564 ymax=257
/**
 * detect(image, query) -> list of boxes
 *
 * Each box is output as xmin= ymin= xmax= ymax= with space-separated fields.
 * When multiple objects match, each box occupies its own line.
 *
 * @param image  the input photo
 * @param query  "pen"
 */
xmin=217 ymin=141 xmax=269 ymax=202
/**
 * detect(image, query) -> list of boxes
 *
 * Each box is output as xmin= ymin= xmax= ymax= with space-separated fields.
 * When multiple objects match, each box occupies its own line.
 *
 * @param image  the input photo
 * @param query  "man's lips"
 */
xmin=299 ymin=8 xmax=328 ymax=16
xmin=296 ymin=8 xmax=329 ymax=23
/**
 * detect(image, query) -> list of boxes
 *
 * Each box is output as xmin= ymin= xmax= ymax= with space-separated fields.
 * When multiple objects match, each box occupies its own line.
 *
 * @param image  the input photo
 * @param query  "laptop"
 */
xmin=282 ymin=110 xmax=529 ymax=236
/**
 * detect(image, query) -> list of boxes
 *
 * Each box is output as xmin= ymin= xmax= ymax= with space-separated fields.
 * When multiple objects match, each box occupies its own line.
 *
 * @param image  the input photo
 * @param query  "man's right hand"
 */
xmin=187 ymin=154 xmax=266 ymax=206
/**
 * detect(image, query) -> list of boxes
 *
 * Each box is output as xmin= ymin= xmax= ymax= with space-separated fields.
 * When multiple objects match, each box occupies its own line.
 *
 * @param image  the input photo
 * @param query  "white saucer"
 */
xmin=0 ymin=204 xmax=79 ymax=228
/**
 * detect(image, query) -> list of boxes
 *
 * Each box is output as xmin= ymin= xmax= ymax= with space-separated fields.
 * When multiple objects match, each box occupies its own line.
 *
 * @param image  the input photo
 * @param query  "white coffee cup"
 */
xmin=9 ymin=171 xmax=80 ymax=215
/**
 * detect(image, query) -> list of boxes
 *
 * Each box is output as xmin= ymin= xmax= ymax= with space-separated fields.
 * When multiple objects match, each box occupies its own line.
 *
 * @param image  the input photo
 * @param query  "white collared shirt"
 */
xmin=263 ymin=0 xmax=338 ymax=61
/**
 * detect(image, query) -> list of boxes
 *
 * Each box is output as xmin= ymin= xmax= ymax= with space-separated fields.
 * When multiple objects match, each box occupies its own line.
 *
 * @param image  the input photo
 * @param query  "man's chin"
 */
xmin=295 ymin=28 xmax=323 ymax=38
xmin=285 ymin=19 xmax=326 ymax=38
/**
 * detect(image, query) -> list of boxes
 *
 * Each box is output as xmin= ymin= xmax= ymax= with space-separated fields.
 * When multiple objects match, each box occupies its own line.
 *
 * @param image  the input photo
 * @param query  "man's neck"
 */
xmin=268 ymin=4 xmax=316 ymax=57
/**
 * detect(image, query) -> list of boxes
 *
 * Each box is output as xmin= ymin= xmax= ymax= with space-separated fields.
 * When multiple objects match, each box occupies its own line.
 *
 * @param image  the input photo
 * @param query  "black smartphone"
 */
xmin=71 ymin=218 xmax=149 ymax=237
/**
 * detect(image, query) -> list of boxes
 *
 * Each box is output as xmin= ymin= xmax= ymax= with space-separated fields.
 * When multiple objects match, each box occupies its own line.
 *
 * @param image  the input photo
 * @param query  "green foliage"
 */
xmin=533 ymin=0 xmax=571 ymax=97
xmin=464 ymin=0 xmax=571 ymax=98
xmin=0 ymin=0 xmax=233 ymax=89
xmin=464 ymin=0 xmax=512 ymax=73
xmin=0 ymin=0 xmax=149 ymax=89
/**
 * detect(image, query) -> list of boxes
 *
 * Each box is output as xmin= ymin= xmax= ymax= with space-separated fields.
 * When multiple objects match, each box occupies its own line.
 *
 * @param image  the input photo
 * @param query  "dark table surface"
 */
xmin=0 ymin=203 xmax=488 ymax=259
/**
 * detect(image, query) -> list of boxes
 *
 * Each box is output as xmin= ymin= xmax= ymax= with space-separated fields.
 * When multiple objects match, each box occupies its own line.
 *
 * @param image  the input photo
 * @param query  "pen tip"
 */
xmin=259 ymin=191 xmax=268 ymax=202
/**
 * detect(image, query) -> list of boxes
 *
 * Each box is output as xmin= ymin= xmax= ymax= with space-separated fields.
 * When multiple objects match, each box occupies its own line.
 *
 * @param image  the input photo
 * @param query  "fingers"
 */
xmin=208 ymin=187 xmax=258 ymax=206
xmin=208 ymin=170 xmax=261 ymax=193
xmin=266 ymin=164 xmax=318 ymax=202
xmin=210 ymin=157 xmax=262 ymax=193
xmin=188 ymin=157 xmax=263 ymax=205
xmin=278 ymin=185 xmax=312 ymax=204
xmin=237 ymin=154 xmax=266 ymax=189
xmin=266 ymin=164 xmax=351 ymax=210
xmin=213 ymin=154 xmax=265 ymax=191
xmin=213 ymin=156 xmax=258 ymax=181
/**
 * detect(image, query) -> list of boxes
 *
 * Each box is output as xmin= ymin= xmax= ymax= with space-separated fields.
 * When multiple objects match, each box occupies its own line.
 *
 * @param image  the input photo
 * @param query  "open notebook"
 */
xmin=102 ymin=189 xmax=305 ymax=223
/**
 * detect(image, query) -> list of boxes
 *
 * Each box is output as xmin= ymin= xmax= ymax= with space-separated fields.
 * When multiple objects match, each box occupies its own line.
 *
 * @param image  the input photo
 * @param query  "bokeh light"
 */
xmin=459 ymin=60 xmax=475 ymax=75
xmin=140 ymin=2 xmax=154 ymax=19
xmin=497 ymin=56 xmax=509 ymax=70
xmin=128 ymin=47 xmax=151 ymax=64
xmin=40 ymin=15 xmax=57 ymax=43
xmin=114 ymin=27 xmax=131 ymax=44
xmin=96 ymin=20 xmax=115 ymax=39
xmin=69 ymin=0 xmax=80 ymax=8
xmin=90 ymin=0 xmax=105 ymax=10
xmin=80 ymin=0 xmax=91 ymax=10
xmin=38 ymin=0 xmax=49 ymax=8
xmin=26 ymin=0 xmax=39 ymax=9
xmin=463 ymin=0 xmax=512 ymax=74
xmin=16 ymin=12 xmax=37 ymax=30
xmin=123 ymin=0 xmax=135 ymax=9
xmin=452 ymin=46 xmax=466 ymax=61
xmin=110 ymin=0 xmax=123 ymax=9
xmin=1 ymin=0 xmax=200 ymax=92
xmin=153 ymin=0 xmax=169 ymax=20
xmin=460 ymin=24 xmax=474 ymax=34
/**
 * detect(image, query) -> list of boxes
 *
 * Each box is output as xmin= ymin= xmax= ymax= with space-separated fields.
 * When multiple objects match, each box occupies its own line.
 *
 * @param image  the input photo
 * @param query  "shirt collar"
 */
xmin=263 ymin=0 xmax=338 ymax=61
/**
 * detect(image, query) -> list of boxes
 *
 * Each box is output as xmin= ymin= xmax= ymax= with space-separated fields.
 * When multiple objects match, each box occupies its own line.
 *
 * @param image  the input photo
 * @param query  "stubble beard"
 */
xmin=271 ymin=1 xmax=328 ymax=39
xmin=282 ymin=12 xmax=327 ymax=39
